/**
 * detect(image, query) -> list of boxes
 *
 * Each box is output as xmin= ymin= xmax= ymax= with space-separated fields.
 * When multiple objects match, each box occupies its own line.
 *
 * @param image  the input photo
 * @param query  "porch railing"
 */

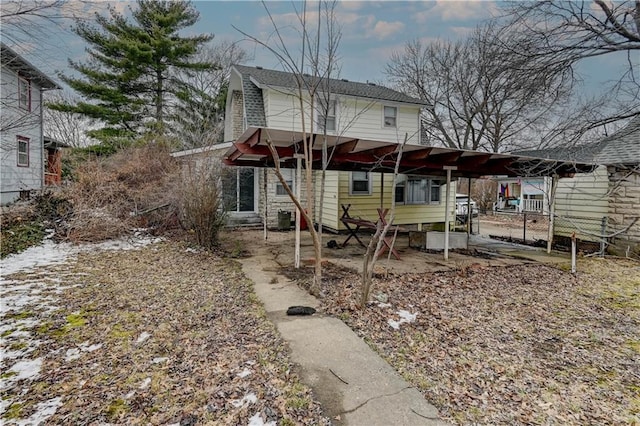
xmin=522 ymin=199 xmax=543 ymax=212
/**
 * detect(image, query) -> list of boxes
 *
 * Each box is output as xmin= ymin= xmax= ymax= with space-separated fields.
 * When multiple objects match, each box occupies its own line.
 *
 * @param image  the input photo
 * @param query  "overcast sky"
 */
xmin=5 ymin=1 xmax=615 ymax=94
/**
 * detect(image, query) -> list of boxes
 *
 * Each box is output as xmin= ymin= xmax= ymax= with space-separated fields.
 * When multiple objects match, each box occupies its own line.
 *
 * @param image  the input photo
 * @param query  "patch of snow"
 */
xmin=139 ymin=377 xmax=151 ymax=389
xmin=151 ymin=357 xmax=168 ymax=364
xmin=65 ymin=348 xmax=81 ymax=362
xmin=1 ymin=358 xmax=42 ymax=389
xmin=237 ymin=368 xmax=252 ymax=378
xmin=12 ymin=396 xmax=63 ymax=426
xmin=231 ymin=392 xmax=258 ymax=408
xmin=185 ymin=247 xmax=199 ymax=253
xmin=125 ymin=390 xmax=136 ymax=399
xmin=136 ymin=332 xmax=151 ymax=344
xmin=377 ymin=302 xmax=392 ymax=308
xmin=248 ymin=412 xmax=276 ymax=426
xmin=388 ymin=309 xmax=418 ymax=330
xmin=0 ymin=240 xmax=75 ymax=277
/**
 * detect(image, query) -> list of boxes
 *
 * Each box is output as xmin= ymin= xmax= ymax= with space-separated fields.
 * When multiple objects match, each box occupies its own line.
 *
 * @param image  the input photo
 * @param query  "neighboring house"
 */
xmin=220 ymin=64 xmax=455 ymax=231
xmin=44 ymin=136 xmax=68 ymax=186
xmin=516 ymin=117 xmax=640 ymax=255
xmin=494 ymin=177 xmax=549 ymax=214
xmin=1 ymin=43 xmax=60 ymax=205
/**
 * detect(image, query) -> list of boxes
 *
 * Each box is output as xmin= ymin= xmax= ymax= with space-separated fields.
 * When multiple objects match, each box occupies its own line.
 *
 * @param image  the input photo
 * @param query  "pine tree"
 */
xmin=50 ymin=0 xmax=213 ymax=144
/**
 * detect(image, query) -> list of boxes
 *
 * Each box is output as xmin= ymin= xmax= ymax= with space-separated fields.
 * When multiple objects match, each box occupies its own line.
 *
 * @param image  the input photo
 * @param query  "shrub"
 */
xmin=177 ymin=158 xmax=227 ymax=249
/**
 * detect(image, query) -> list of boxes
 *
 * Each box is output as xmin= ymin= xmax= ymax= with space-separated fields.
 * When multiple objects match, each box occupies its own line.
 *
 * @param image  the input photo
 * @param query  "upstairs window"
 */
xmin=383 ymin=106 xmax=397 ymax=128
xmin=17 ymin=136 xmax=29 ymax=167
xmin=317 ymin=99 xmax=337 ymax=133
xmin=275 ymin=168 xmax=294 ymax=196
xmin=18 ymin=77 xmax=31 ymax=111
xmin=350 ymin=171 xmax=371 ymax=195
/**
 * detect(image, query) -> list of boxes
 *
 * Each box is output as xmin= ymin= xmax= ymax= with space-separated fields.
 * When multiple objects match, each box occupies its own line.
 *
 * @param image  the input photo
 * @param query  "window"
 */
xmin=17 ymin=136 xmax=29 ymax=167
xmin=394 ymin=175 xmax=441 ymax=204
xmin=18 ymin=77 xmax=30 ymax=111
xmin=317 ymin=99 xmax=337 ymax=132
xmin=383 ymin=106 xmax=397 ymax=128
xmin=350 ymin=171 xmax=371 ymax=195
xmin=276 ymin=168 xmax=294 ymax=196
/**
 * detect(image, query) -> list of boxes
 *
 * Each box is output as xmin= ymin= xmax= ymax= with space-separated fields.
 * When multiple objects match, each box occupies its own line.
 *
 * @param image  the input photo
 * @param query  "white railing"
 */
xmin=522 ymin=199 xmax=544 ymax=212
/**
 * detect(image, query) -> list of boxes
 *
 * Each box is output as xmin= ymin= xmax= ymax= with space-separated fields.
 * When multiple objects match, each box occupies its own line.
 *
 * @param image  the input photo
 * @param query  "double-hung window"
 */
xmin=18 ymin=77 xmax=31 ymax=111
xmin=275 ymin=168 xmax=294 ymax=196
xmin=17 ymin=136 xmax=29 ymax=167
xmin=317 ymin=98 xmax=337 ymax=133
xmin=350 ymin=171 xmax=371 ymax=195
xmin=395 ymin=175 xmax=441 ymax=204
xmin=383 ymin=106 xmax=397 ymax=128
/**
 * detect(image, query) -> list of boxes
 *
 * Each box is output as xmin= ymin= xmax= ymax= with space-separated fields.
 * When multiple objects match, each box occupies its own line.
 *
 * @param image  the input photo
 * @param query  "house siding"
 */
xmin=0 ymin=66 xmax=44 ymax=205
xmin=264 ymin=90 xmax=421 ymax=145
xmin=607 ymin=166 xmax=640 ymax=255
xmin=553 ymin=166 xmax=609 ymax=241
xmin=333 ymin=172 xmax=456 ymax=231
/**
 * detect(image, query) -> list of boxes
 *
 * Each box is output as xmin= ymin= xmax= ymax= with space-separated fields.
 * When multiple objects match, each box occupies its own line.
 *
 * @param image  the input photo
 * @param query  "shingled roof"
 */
xmin=233 ymin=65 xmax=427 ymax=106
xmin=1 ymin=42 xmax=60 ymax=90
xmin=516 ymin=116 xmax=640 ymax=166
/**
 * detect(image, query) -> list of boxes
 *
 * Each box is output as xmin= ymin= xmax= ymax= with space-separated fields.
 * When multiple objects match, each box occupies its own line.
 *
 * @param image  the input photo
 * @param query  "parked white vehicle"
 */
xmin=455 ymin=194 xmax=479 ymax=218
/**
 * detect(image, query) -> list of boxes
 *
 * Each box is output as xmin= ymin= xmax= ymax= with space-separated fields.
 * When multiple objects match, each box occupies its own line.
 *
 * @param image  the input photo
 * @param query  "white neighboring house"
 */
xmin=1 ymin=43 xmax=60 ymax=205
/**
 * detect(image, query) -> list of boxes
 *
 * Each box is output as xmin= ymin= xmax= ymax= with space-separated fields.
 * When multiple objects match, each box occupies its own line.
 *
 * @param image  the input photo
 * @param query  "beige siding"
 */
xmin=264 ymin=90 xmax=421 ymax=145
xmin=314 ymin=170 xmax=340 ymax=230
xmin=332 ymin=172 xmax=456 ymax=231
xmin=555 ymin=167 xmax=609 ymax=219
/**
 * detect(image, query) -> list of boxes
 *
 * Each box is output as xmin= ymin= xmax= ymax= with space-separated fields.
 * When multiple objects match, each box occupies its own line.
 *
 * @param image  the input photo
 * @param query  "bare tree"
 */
xmin=501 ymin=0 xmax=640 ymax=134
xmin=386 ymin=23 xmax=573 ymax=153
xmin=234 ymin=0 xmax=344 ymax=291
xmin=44 ymin=91 xmax=97 ymax=147
xmin=173 ymin=41 xmax=248 ymax=149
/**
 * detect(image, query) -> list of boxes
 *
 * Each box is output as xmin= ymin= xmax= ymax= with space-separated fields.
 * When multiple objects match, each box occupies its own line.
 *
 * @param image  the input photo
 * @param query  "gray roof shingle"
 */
xmin=241 ymin=77 xmax=266 ymax=127
xmin=515 ymin=116 xmax=640 ymax=166
xmin=234 ymin=64 xmax=427 ymax=106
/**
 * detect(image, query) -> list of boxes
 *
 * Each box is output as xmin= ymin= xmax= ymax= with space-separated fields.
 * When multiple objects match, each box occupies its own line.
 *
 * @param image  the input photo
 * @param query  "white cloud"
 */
xmin=369 ymin=20 xmax=405 ymax=39
xmin=414 ymin=0 xmax=497 ymax=23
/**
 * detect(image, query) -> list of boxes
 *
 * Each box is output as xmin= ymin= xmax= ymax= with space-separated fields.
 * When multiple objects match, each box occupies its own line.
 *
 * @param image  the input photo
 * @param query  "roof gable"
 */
xmin=233 ymin=65 xmax=427 ymax=106
xmin=1 ymin=43 xmax=60 ymax=90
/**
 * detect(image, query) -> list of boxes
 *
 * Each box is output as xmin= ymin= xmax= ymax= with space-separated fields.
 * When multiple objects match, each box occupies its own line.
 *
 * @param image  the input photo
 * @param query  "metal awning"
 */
xmin=224 ymin=127 xmax=595 ymax=178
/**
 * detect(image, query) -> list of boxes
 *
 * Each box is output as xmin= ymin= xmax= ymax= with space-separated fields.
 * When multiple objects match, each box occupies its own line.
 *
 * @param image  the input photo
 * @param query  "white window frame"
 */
xmin=383 ymin=105 xmax=397 ymax=128
xmin=395 ymin=175 xmax=441 ymax=205
xmin=349 ymin=171 xmax=372 ymax=195
xmin=17 ymin=136 xmax=29 ymax=167
xmin=275 ymin=168 xmax=295 ymax=196
xmin=18 ymin=77 xmax=31 ymax=111
xmin=316 ymin=97 xmax=337 ymax=133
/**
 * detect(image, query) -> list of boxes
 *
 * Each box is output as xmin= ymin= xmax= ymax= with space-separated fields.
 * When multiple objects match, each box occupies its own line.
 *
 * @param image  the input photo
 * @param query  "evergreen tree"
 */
xmin=50 ymin=0 xmax=213 ymax=144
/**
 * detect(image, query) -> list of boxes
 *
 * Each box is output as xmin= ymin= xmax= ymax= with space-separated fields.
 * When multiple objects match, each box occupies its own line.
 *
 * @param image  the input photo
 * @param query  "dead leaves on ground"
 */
xmin=286 ymin=260 xmax=640 ymax=424
xmin=2 ymin=242 xmax=329 ymax=425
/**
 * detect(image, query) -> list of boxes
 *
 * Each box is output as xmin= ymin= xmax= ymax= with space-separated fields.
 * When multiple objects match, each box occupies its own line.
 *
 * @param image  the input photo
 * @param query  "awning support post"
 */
xmin=443 ymin=166 xmax=457 ymax=261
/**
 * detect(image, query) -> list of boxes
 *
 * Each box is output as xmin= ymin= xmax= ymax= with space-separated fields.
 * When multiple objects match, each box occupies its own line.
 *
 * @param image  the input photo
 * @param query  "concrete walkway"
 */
xmin=239 ymin=246 xmax=447 ymax=426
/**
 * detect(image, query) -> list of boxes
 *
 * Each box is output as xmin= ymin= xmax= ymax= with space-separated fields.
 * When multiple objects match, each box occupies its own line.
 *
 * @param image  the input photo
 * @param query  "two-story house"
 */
xmin=221 ymin=64 xmax=458 ymax=231
xmin=1 ymin=43 xmax=60 ymax=205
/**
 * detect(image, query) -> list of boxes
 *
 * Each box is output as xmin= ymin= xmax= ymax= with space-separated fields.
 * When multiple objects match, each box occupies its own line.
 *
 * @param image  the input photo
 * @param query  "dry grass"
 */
xmin=288 ymin=258 xmax=640 ymax=424
xmin=1 ymin=239 xmax=329 ymax=425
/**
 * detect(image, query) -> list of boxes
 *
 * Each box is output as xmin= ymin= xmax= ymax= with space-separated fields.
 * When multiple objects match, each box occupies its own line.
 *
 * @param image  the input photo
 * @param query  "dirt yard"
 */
xmin=1 ymin=236 xmax=330 ymax=425
xmin=281 ymin=254 xmax=640 ymax=424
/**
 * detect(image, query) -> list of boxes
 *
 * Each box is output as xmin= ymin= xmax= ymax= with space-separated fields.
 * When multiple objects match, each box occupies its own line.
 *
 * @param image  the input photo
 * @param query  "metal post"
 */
xmin=523 ymin=212 xmax=527 ymax=242
xmin=466 ymin=177 xmax=471 ymax=235
xmin=443 ymin=166 xmax=457 ymax=260
xmin=600 ymin=216 xmax=607 ymax=257
xmin=571 ymin=232 xmax=577 ymax=274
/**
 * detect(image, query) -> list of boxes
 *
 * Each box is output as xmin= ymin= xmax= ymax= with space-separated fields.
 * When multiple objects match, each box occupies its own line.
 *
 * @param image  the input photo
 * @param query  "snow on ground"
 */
xmin=387 ymin=309 xmax=418 ymax=330
xmin=0 ymin=232 xmax=162 ymax=423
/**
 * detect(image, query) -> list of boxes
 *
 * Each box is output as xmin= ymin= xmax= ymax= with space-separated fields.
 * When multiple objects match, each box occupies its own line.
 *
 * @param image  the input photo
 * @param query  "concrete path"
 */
xmin=239 ymin=246 xmax=447 ymax=426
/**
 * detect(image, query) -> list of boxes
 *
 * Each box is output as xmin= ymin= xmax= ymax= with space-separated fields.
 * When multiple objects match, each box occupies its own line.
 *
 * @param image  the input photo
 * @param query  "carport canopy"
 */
xmin=223 ymin=127 xmax=596 ymax=178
